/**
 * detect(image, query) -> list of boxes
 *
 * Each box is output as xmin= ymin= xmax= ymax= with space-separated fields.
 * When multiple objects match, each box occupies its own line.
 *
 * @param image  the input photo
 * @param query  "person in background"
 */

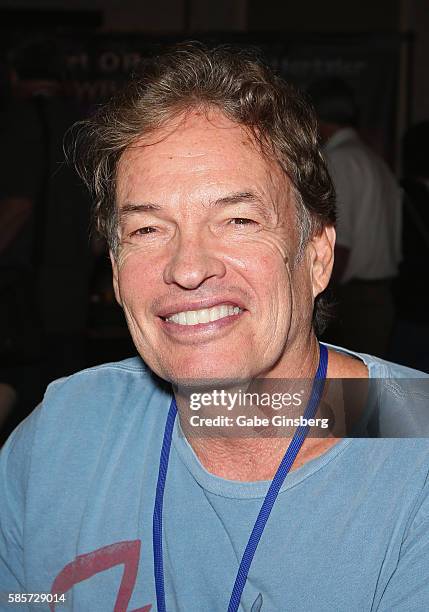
xmin=390 ymin=121 xmax=429 ymax=372
xmin=308 ymin=78 xmax=402 ymax=358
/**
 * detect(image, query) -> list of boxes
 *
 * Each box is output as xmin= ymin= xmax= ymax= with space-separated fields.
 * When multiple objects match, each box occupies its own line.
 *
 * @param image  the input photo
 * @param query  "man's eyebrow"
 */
xmin=118 ymin=192 xmax=274 ymax=221
xmin=212 ymin=191 xmax=262 ymax=206
xmin=118 ymin=202 xmax=162 ymax=220
xmin=209 ymin=191 xmax=274 ymax=221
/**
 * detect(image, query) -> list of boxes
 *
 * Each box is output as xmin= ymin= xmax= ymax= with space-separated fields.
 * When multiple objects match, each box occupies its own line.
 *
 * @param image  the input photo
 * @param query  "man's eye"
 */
xmin=229 ymin=218 xmax=256 ymax=226
xmin=130 ymin=227 xmax=157 ymax=236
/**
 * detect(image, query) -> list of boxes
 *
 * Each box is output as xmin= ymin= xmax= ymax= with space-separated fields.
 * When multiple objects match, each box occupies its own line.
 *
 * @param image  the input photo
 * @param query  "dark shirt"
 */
xmin=394 ymin=178 xmax=429 ymax=324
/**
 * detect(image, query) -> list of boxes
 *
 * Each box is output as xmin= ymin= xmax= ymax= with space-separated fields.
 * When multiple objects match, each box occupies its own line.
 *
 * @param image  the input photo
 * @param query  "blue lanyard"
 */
xmin=153 ymin=343 xmax=328 ymax=612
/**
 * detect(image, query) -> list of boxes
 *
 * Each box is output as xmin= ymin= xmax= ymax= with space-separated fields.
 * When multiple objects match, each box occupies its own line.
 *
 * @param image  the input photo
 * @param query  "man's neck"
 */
xmin=175 ymin=334 xmax=335 ymax=481
xmin=179 ymin=432 xmax=340 ymax=481
xmin=175 ymin=339 xmax=369 ymax=481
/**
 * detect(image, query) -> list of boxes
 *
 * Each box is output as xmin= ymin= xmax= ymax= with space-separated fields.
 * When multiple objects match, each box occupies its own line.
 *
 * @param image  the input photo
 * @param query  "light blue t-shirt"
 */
xmin=1 ymin=346 xmax=429 ymax=611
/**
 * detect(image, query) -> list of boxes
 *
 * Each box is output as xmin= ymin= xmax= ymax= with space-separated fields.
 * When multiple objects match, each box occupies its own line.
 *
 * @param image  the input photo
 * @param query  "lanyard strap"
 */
xmin=153 ymin=343 xmax=328 ymax=612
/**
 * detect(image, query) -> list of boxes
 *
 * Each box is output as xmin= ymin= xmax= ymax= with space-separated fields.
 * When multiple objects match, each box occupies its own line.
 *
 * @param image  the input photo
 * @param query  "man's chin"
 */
xmin=158 ymin=362 xmax=254 ymax=387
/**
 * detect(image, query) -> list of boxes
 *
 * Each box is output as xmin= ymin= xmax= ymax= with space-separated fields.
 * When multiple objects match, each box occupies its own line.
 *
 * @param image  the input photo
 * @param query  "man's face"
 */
xmin=113 ymin=109 xmax=331 ymax=381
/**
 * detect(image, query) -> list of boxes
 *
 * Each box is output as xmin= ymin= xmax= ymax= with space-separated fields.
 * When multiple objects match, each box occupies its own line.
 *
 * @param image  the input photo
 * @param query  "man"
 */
xmin=308 ymin=78 xmax=402 ymax=358
xmin=0 ymin=45 xmax=428 ymax=611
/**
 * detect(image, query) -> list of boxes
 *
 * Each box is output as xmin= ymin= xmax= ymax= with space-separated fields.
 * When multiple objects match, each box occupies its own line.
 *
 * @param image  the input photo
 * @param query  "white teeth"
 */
xmin=178 ymin=312 xmax=186 ymax=325
xmin=186 ymin=311 xmax=198 ymax=325
xmin=199 ymin=309 xmax=210 ymax=323
xmin=166 ymin=304 xmax=242 ymax=325
xmin=210 ymin=307 xmax=220 ymax=322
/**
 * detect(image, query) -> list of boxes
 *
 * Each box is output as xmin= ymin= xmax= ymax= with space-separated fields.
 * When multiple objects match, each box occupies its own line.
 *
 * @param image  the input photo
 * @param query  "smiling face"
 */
xmin=112 ymin=109 xmax=334 ymax=382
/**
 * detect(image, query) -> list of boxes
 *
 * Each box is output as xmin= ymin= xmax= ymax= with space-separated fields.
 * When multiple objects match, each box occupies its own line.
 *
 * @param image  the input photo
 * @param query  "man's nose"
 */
xmin=163 ymin=230 xmax=226 ymax=289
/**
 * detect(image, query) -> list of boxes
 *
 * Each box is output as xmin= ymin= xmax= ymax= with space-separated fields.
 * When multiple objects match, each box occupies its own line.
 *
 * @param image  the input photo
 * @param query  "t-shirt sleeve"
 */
xmin=0 ymin=408 xmax=40 ymax=595
xmin=376 ymin=474 xmax=429 ymax=611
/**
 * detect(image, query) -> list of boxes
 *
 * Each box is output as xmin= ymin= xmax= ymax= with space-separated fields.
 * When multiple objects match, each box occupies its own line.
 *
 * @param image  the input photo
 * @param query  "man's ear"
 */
xmin=109 ymin=250 xmax=123 ymax=307
xmin=308 ymin=225 xmax=336 ymax=298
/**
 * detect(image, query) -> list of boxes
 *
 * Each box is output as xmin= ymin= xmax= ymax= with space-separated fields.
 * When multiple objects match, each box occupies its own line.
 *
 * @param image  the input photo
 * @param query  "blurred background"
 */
xmin=0 ymin=0 xmax=428 ymax=442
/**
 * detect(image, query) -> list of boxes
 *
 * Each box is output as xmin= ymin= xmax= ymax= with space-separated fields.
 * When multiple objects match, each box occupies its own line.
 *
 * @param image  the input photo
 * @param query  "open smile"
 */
xmin=158 ymin=301 xmax=245 ymax=338
xmin=164 ymin=304 xmax=242 ymax=326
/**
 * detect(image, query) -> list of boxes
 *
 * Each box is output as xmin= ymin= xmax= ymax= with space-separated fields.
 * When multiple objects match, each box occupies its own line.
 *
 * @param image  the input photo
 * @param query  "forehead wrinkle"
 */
xmin=116 ymin=110 xmax=295 ymax=226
